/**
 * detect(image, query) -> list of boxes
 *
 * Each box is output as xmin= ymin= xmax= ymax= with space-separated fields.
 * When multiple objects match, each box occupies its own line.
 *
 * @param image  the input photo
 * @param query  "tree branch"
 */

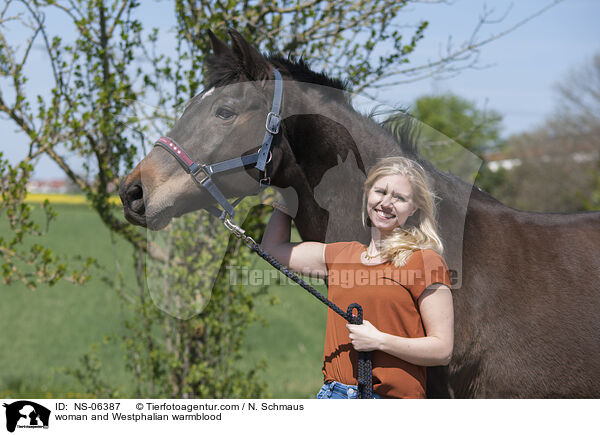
xmin=106 ymin=0 xmax=129 ymax=39
xmin=355 ymin=0 xmax=565 ymax=92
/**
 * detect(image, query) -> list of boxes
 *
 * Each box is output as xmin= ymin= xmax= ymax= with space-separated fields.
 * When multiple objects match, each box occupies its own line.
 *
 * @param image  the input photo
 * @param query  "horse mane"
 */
xmin=267 ymin=54 xmax=348 ymax=92
xmin=205 ymin=51 xmax=346 ymax=89
xmin=377 ymin=109 xmax=420 ymax=160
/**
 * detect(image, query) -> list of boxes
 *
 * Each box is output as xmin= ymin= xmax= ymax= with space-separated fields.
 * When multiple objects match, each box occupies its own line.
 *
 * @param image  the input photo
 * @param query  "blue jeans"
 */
xmin=316 ymin=381 xmax=382 ymax=399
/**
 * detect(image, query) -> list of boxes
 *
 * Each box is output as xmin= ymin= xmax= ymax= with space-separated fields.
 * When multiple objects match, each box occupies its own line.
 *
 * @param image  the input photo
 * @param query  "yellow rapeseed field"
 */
xmin=25 ymin=193 xmax=121 ymax=205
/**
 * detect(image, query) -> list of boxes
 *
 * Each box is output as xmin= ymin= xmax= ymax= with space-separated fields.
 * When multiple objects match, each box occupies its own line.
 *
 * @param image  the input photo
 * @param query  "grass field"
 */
xmin=1 ymin=197 xmax=327 ymax=398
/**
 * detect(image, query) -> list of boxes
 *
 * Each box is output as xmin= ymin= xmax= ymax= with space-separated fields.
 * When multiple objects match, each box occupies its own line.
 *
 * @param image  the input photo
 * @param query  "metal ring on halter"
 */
xmin=258 ymin=152 xmax=272 ymax=188
xmin=265 ymin=112 xmax=281 ymax=135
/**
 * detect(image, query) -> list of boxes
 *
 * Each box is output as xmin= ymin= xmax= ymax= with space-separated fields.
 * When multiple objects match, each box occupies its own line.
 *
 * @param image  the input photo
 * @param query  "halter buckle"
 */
xmin=265 ymin=112 xmax=281 ymax=135
xmin=191 ymin=165 xmax=210 ymax=184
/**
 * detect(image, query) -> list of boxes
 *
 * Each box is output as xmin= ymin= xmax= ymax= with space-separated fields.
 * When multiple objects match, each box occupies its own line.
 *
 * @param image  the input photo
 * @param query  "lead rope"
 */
xmin=222 ymin=218 xmax=373 ymax=399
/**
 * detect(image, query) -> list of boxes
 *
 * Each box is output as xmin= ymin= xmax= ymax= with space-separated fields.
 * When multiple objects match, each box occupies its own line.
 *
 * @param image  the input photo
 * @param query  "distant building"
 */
xmin=484 ymin=137 xmax=598 ymax=172
xmin=27 ymin=179 xmax=72 ymax=193
xmin=484 ymin=152 xmax=522 ymax=172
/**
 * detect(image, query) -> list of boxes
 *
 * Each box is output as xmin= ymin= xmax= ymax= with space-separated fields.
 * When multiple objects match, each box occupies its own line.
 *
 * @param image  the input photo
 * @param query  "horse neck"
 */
xmin=273 ymin=86 xmax=403 ymax=242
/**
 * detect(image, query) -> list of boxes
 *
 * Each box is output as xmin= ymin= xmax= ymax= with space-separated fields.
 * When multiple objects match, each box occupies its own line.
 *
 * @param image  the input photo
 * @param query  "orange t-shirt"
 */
xmin=322 ymin=241 xmax=451 ymax=398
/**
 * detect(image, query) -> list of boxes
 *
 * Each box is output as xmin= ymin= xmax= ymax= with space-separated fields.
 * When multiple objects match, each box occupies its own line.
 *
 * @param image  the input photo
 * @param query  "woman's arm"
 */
xmin=261 ymin=207 xmax=328 ymax=278
xmin=346 ymin=283 xmax=454 ymax=366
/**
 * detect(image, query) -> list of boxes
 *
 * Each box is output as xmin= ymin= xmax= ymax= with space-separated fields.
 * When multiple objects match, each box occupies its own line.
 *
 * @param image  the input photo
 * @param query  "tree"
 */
xmin=411 ymin=94 xmax=502 ymax=155
xmin=553 ymin=53 xmax=600 ymax=211
xmin=552 ymin=53 xmax=600 ymax=138
xmin=383 ymin=93 xmax=506 ymax=195
xmin=492 ymin=53 xmax=600 ymax=212
xmin=0 ymin=0 xmax=143 ymax=247
xmin=0 ymin=0 xmax=270 ymax=399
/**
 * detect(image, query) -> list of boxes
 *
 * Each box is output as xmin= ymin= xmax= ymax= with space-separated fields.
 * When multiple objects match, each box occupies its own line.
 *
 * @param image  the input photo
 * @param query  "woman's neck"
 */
xmin=367 ymin=227 xmax=392 ymax=255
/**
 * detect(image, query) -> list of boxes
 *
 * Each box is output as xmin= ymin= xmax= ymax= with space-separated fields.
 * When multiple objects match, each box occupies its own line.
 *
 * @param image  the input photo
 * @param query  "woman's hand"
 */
xmin=346 ymin=320 xmax=383 ymax=352
xmin=355 ymin=284 xmax=453 ymax=366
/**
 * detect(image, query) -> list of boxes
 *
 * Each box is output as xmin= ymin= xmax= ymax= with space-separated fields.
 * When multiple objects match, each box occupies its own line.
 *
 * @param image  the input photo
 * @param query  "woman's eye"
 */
xmin=216 ymin=107 xmax=235 ymax=120
xmin=394 ymin=195 xmax=405 ymax=201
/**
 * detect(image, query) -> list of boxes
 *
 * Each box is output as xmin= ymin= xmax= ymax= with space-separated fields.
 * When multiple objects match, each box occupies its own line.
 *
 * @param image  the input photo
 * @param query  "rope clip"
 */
xmin=223 ymin=218 xmax=245 ymax=237
xmin=222 ymin=218 xmax=258 ymax=246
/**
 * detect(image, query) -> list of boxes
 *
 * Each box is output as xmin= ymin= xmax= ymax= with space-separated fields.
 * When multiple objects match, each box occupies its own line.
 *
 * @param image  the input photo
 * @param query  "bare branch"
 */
xmin=356 ymin=0 xmax=565 ymax=92
xmin=14 ymin=17 xmax=41 ymax=79
xmin=40 ymin=0 xmax=99 ymax=40
xmin=20 ymin=1 xmax=64 ymax=94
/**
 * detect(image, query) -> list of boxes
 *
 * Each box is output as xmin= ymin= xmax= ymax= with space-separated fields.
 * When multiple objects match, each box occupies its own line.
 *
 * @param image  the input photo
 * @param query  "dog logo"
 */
xmin=3 ymin=401 xmax=50 ymax=432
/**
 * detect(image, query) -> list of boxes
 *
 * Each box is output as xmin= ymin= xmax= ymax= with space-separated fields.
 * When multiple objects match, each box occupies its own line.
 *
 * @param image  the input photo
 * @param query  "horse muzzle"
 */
xmin=119 ymin=176 xmax=148 ymax=227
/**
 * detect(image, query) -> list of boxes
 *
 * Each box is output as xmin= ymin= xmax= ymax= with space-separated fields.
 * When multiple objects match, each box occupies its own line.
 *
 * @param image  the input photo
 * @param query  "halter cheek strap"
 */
xmin=257 ymin=68 xmax=283 ymax=171
xmin=153 ymin=68 xmax=283 ymax=219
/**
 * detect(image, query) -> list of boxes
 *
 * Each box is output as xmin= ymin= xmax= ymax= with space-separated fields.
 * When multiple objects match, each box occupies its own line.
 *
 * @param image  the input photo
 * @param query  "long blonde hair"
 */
xmin=362 ymin=156 xmax=443 ymax=267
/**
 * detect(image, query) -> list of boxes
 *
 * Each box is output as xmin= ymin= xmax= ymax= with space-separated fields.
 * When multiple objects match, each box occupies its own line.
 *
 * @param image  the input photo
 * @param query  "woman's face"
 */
xmin=366 ymin=174 xmax=417 ymax=235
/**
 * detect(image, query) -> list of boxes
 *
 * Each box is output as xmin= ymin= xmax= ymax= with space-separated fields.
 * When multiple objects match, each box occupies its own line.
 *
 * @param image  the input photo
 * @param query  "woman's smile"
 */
xmin=374 ymin=208 xmax=396 ymax=219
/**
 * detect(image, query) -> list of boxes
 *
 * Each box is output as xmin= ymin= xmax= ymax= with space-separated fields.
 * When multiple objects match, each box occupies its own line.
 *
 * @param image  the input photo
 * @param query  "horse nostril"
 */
xmin=127 ymin=183 xmax=145 ymax=215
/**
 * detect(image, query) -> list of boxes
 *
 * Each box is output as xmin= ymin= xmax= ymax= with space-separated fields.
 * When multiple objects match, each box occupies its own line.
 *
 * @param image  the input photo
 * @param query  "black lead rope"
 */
xmin=222 ymin=219 xmax=374 ymax=399
xmin=346 ymin=303 xmax=374 ymax=399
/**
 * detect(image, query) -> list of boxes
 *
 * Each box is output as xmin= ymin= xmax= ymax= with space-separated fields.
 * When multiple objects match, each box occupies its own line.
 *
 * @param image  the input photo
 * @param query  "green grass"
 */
xmin=0 ymin=203 xmax=135 ymax=398
xmin=238 ymin=260 xmax=328 ymax=398
xmin=0 ymin=203 xmax=327 ymax=398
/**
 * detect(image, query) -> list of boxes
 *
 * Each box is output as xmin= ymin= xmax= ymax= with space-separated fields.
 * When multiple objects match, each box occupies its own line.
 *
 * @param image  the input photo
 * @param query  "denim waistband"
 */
xmin=328 ymin=381 xmax=359 ymax=398
xmin=318 ymin=380 xmax=382 ymax=399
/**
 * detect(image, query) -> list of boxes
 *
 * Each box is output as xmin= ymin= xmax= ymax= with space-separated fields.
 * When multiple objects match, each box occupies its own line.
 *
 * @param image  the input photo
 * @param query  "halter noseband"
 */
xmin=153 ymin=68 xmax=283 ymax=219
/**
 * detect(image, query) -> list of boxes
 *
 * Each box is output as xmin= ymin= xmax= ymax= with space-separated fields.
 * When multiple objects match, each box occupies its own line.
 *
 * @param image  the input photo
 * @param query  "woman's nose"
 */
xmin=380 ymin=194 xmax=393 ymax=207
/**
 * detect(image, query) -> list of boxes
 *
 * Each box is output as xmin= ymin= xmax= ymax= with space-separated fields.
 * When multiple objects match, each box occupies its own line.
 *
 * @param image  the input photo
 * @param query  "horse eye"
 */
xmin=216 ymin=107 xmax=235 ymax=120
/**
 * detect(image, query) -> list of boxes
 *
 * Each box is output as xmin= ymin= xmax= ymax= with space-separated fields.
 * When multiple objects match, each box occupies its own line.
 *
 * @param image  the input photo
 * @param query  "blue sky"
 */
xmin=1 ymin=0 xmax=598 ymax=179
xmin=392 ymin=0 xmax=600 ymax=133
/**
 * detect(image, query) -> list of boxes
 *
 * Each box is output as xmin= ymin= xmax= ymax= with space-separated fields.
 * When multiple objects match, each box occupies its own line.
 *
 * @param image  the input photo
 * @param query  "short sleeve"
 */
xmin=324 ymin=242 xmax=361 ymax=272
xmin=405 ymin=250 xmax=451 ymax=301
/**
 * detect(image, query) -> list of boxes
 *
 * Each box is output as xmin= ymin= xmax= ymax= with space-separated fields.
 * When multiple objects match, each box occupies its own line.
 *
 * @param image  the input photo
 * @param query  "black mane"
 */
xmin=267 ymin=54 xmax=348 ymax=91
xmin=205 ymin=50 xmax=346 ymax=93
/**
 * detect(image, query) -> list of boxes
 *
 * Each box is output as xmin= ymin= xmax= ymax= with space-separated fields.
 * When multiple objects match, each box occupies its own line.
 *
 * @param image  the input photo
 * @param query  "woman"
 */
xmin=261 ymin=156 xmax=454 ymax=399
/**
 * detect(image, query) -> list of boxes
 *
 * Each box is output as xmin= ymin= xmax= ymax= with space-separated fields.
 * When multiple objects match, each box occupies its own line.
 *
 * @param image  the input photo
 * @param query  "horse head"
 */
xmin=119 ymin=30 xmax=294 ymax=230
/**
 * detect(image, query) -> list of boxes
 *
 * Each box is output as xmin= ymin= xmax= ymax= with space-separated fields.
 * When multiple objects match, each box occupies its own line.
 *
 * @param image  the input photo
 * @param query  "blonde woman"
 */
xmin=261 ymin=156 xmax=454 ymax=399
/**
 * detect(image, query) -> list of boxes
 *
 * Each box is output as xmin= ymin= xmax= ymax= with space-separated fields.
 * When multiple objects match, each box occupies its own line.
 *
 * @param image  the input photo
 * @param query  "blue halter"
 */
xmin=153 ymin=68 xmax=283 ymax=219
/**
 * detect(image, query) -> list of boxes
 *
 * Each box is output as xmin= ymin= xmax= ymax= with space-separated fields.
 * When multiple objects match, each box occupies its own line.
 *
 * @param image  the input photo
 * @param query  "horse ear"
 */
xmin=228 ymin=29 xmax=271 ymax=81
xmin=208 ymin=30 xmax=231 ymax=57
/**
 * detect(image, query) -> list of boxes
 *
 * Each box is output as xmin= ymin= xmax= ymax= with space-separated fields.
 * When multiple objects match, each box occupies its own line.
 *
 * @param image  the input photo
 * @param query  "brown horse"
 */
xmin=119 ymin=30 xmax=600 ymax=398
